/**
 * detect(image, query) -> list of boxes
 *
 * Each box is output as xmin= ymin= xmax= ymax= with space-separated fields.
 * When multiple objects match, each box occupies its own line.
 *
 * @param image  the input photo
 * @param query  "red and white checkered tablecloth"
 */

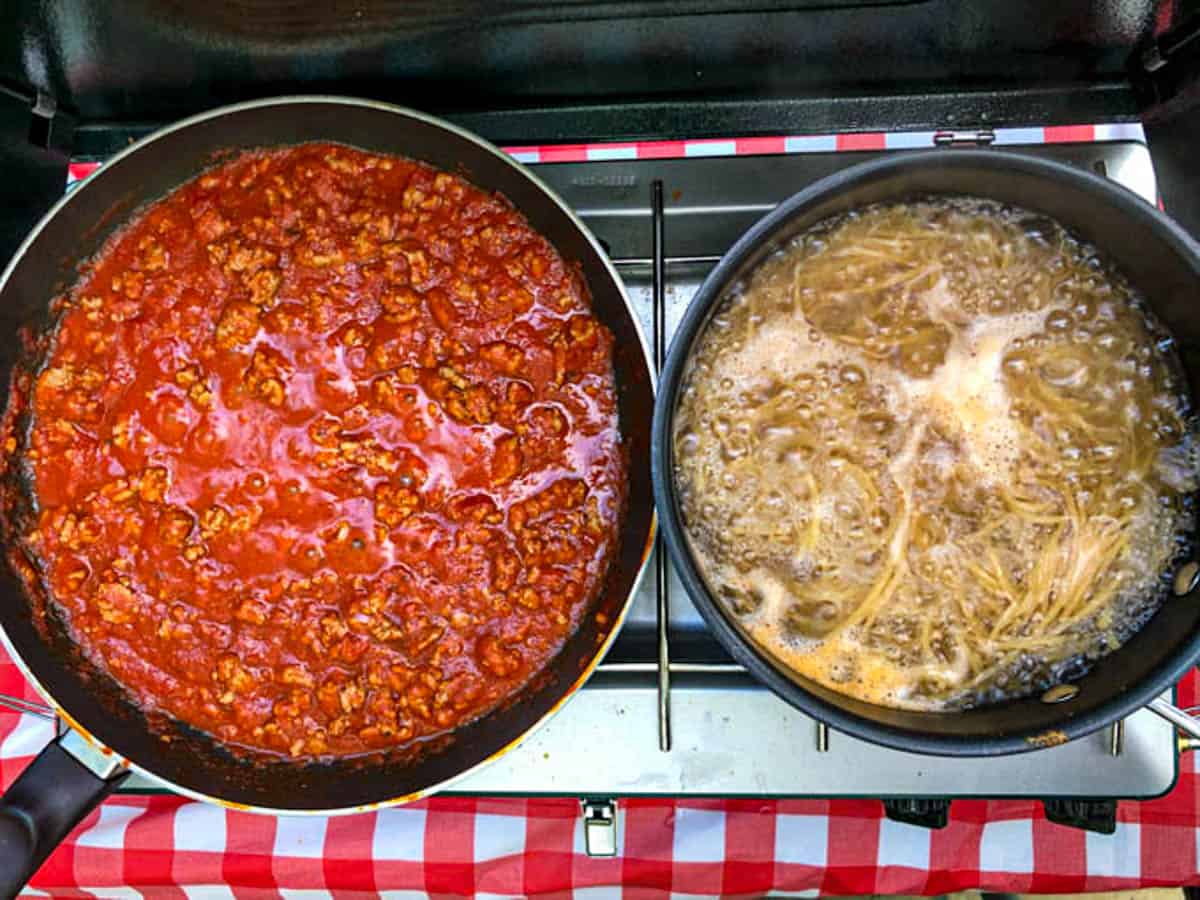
xmin=8 ymin=121 xmax=1195 ymax=897
xmin=3 ymin=655 xmax=1199 ymax=898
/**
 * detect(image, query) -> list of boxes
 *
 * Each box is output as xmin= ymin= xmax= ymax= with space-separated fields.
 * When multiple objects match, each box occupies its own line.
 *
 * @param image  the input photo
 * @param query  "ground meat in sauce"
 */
xmin=10 ymin=143 xmax=625 ymax=760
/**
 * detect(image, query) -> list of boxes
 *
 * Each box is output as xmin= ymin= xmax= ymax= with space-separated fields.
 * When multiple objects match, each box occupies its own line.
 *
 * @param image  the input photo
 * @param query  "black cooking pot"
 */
xmin=652 ymin=149 xmax=1200 ymax=757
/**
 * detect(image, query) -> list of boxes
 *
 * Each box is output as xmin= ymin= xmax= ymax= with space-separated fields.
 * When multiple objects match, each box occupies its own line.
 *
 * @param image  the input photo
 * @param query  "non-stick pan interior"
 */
xmin=654 ymin=150 xmax=1200 ymax=756
xmin=0 ymin=97 xmax=654 ymax=808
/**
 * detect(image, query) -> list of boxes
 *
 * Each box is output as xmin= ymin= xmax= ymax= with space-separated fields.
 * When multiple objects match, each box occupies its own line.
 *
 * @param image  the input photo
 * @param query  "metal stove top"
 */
xmin=126 ymin=135 xmax=1179 ymax=802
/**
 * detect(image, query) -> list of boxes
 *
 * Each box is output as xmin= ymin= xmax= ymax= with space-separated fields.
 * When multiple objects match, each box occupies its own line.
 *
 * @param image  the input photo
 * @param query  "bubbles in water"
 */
xmin=674 ymin=196 xmax=1194 ymax=713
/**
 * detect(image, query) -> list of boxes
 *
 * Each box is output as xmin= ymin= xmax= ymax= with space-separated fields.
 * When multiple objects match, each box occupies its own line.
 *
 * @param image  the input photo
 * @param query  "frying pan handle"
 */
xmin=1146 ymin=695 xmax=1200 ymax=740
xmin=0 ymin=731 xmax=130 ymax=895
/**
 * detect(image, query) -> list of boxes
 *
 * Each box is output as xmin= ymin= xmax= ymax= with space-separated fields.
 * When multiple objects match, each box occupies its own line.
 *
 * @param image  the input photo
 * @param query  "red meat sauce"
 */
xmin=12 ymin=143 xmax=625 ymax=760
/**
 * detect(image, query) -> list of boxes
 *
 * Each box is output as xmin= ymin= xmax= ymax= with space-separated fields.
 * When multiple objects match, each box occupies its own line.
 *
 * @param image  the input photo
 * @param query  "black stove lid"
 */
xmin=0 ymin=0 xmax=1175 ymax=136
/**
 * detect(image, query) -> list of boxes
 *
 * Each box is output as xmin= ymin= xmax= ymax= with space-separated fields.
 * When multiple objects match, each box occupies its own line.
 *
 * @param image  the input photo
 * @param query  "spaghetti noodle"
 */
xmin=673 ymin=198 xmax=1196 ymax=710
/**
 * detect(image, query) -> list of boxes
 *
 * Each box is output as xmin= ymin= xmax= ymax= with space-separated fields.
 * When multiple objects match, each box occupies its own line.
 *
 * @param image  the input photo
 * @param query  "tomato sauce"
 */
xmin=12 ymin=143 xmax=625 ymax=760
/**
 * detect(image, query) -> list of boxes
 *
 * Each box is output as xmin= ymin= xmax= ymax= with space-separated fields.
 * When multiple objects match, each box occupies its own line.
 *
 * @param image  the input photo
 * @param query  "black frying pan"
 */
xmin=652 ymin=150 xmax=1200 ymax=758
xmin=0 ymin=96 xmax=655 ymax=893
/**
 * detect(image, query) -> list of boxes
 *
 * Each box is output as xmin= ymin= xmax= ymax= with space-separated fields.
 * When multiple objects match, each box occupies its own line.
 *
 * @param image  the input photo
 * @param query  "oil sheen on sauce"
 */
xmin=9 ymin=143 xmax=626 ymax=760
xmin=673 ymin=198 xmax=1197 ymax=711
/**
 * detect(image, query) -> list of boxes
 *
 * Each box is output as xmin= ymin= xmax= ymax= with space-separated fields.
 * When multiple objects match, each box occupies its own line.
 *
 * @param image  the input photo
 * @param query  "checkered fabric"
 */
xmin=500 ymin=123 xmax=1141 ymax=163
xmin=3 ymin=662 xmax=1199 ymax=897
xmin=10 ymin=121 xmax=1194 ymax=896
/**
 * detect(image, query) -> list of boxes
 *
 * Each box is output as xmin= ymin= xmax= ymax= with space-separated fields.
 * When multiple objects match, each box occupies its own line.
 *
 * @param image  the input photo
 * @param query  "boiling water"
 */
xmin=674 ymin=198 xmax=1197 ymax=710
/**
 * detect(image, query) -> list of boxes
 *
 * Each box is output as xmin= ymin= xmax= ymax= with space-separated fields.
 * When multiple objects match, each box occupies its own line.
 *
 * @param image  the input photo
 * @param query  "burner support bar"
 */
xmin=650 ymin=179 xmax=672 ymax=753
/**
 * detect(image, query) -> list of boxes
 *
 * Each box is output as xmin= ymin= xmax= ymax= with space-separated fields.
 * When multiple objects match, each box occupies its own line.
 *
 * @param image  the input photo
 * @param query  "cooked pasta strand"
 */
xmin=675 ymin=197 xmax=1193 ymax=712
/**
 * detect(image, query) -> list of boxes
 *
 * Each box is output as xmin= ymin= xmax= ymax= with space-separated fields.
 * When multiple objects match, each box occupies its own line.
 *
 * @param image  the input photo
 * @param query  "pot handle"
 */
xmin=0 ymin=730 xmax=130 ymax=895
xmin=1146 ymin=695 xmax=1200 ymax=740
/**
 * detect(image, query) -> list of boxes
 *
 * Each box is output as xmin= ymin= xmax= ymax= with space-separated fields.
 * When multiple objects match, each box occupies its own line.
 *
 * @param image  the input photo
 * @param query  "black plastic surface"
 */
xmin=1044 ymin=798 xmax=1119 ymax=834
xmin=0 ymin=739 xmax=129 ymax=896
xmin=0 ymin=86 xmax=72 ymax=271
xmin=0 ymin=1 xmax=1168 ymax=129
xmin=1147 ymin=112 xmax=1200 ymax=243
xmin=1129 ymin=10 xmax=1200 ymax=113
xmin=882 ymin=798 xmax=951 ymax=829
xmin=71 ymin=84 xmax=1143 ymax=153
